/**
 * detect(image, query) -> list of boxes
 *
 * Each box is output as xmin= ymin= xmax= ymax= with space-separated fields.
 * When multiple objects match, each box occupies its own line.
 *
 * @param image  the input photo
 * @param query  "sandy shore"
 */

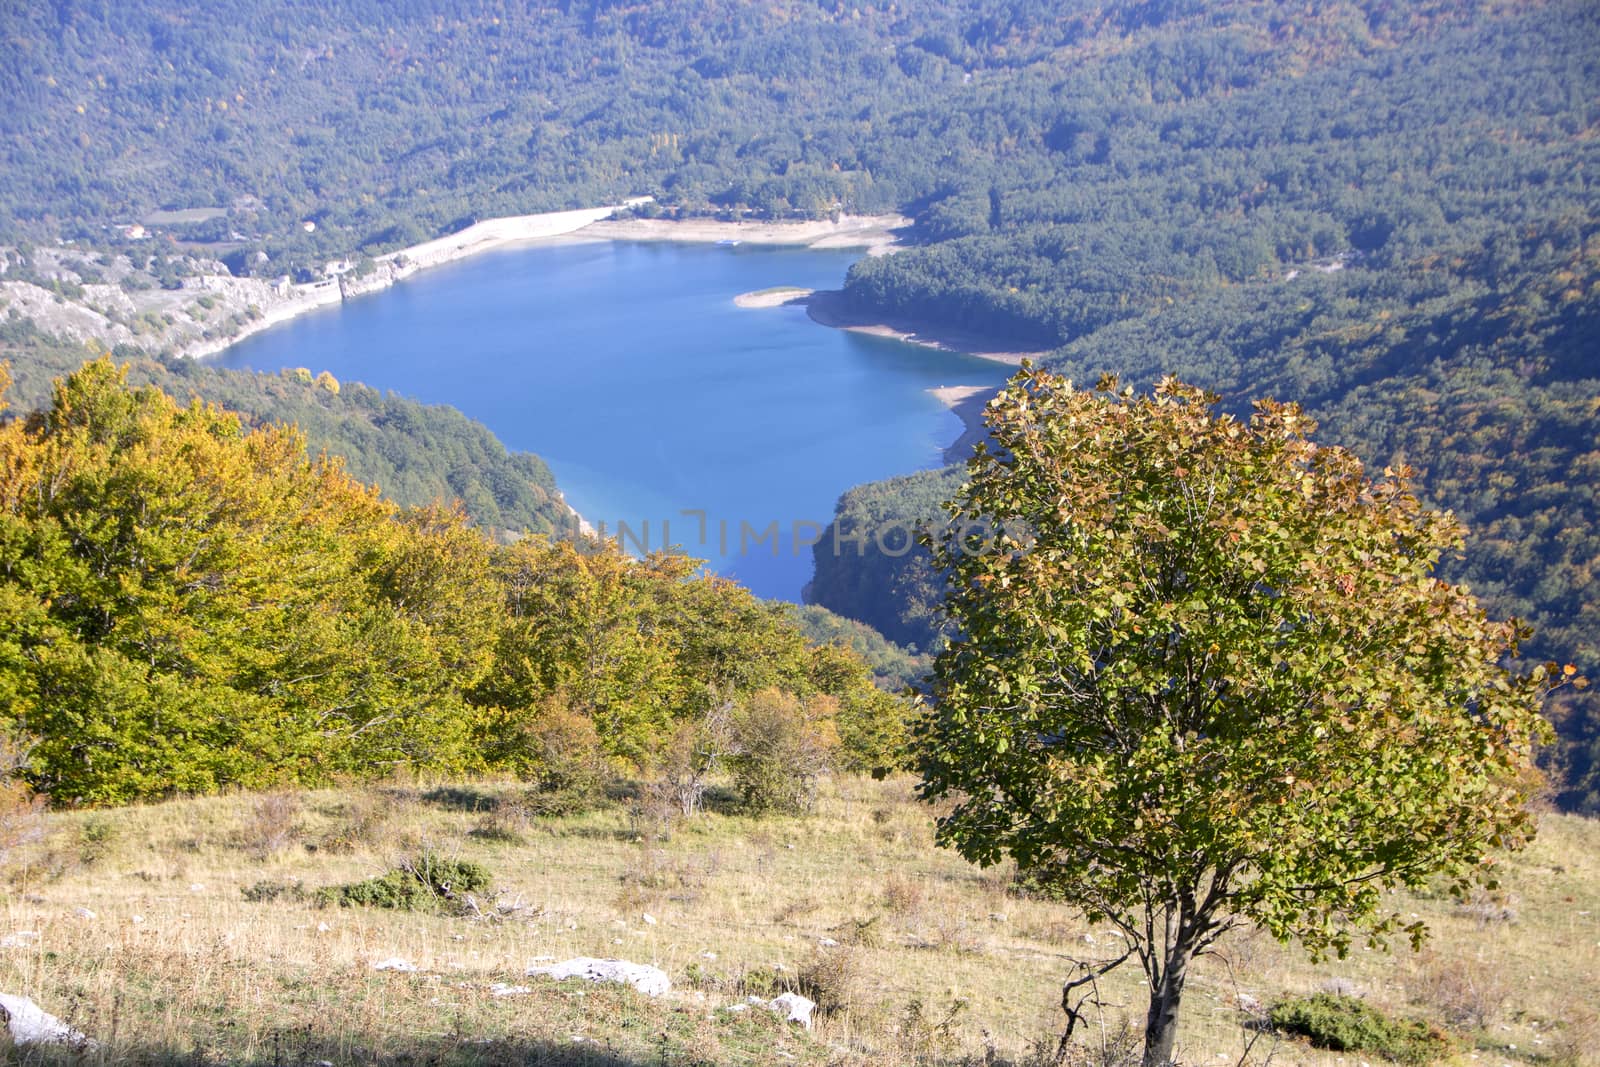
xmin=930 ymin=384 xmax=991 ymax=408
xmin=172 ymin=204 xmax=632 ymax=360
xmin=386 ymin=206 xmax=620 ymax=271
xmin=931 ymin=384 xmax=1004 ymax=464
xmin=732 ymin=285 xmax=1047 ymax=375
xmin=803 ymin=289 xmax=1045 ymax=366
xmin=576 ymin=214 xmax=908 ymax=256
xmin=733 ymin=287 xmax=814 ymax=309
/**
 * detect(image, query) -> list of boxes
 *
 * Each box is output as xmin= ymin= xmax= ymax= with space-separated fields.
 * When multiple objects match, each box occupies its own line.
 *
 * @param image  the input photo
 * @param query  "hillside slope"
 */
xmin=0 ymin=776 xmax=1593 ymax=1065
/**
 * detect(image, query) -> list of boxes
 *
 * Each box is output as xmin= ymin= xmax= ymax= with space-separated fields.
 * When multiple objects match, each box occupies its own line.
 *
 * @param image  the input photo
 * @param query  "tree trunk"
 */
xmin=1141 ymin=944 xmax=1192 ymax=1067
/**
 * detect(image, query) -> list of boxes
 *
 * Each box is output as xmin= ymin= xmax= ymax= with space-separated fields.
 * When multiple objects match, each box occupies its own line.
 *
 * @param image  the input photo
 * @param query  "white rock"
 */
xmin=316 ymin=922 xmax=331 ymax=933
xmin=765 ymin=991 xmax=816 ymax=1029
xmin=372 ymin=958 xmax=419 ymax=973
xmin=489 ymin=983 xmax=531 ymax=997
xmin=0 ymin=993 xmax=93 ymax=1047
xmin=817 ymin=937 xmax=839 ymax=947
xmin=642 ymin=913 xmax=657 ymax=925
xmin=72 ymin=908 xmax=95 ymax=921
xmin=0 ymin=932 xmax=39 ymax=949
xmin=527 ymin=957 xmax=670 ymax=998
xmin=725 ymin=1003 xmax=749 ymax=1013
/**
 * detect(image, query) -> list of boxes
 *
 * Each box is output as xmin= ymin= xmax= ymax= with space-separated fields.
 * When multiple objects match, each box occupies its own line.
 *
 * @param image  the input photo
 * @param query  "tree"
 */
xmin=915 ymin=368 xmax=1576 ymax=1067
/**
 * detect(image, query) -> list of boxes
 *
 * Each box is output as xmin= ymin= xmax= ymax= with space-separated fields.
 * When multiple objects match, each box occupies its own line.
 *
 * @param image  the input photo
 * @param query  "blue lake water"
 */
xmin=215 ymin=239 xmax=1004 ymax=600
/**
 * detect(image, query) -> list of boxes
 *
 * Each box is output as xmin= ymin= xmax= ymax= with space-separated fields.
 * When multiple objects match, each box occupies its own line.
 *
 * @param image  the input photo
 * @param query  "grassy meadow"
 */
xmin=0 ymin=776 xmax=1594 ymax=1067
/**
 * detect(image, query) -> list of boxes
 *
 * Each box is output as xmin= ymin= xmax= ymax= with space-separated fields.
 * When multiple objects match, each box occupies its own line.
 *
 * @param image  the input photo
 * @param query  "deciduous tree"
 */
xmin=916 ymin=368 xmax=1576 ymax=1066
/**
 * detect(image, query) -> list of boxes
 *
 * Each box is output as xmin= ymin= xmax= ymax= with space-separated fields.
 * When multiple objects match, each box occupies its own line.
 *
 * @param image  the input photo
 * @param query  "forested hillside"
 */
xmin=0 ymin=361 xmax=905 ymax=805
xmin=7 ymin=1 xmax=1589 ymax=284
xmin=4 ymin=0 xmax=1598 ymax=806
xmin=811 ymin=232 xmax=1600 ymax=808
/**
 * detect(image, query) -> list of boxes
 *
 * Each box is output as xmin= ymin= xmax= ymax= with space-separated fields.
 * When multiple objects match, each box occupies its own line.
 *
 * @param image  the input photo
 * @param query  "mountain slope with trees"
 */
xmin=3 ymin=0 xmax=1597 ymax=804
xmin=811 ymin=235 xmax=1600 ymax=809
xmin=0 ymin=361 xmax=905 ymax=805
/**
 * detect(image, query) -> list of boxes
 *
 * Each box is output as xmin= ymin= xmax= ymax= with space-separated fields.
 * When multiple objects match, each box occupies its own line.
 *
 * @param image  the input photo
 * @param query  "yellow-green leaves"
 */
xmin=916 ymin=367 xmax=1566 ymax=1050
xmin=0 ymin=360 xmax=907 ymax=804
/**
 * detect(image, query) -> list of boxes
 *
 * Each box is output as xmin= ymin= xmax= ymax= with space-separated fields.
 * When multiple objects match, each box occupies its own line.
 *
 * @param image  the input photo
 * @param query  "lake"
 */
xmin=215 ymin=239 xmax=1004 ymax=601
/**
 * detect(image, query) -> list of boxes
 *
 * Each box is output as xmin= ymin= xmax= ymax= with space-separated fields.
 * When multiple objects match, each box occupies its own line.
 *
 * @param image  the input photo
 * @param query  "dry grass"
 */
xmin=0 ymin=776 xmax=1593 ymax=1066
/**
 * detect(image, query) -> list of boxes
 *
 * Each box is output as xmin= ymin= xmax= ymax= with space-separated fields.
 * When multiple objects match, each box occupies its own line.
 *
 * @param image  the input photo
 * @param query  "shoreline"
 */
xmin=801 ymin=289 xmax=1045 ymax=367
xmin=732 ymin=286 xmax=1049 ymax=368
xmin=578 ymin=214 xmax=907 ymax=256
xmin=180 ymin=204 xmax=630 ymax=360
xmin=179 ymin=209 xmax=912 ymax=362
xmin=730 ymin=285 xmax=1034 ymax=464
xmin=733 ymin=286 xmax=815 ymax=309
xmin=170 ymin=205 xmax=1025 ymax=467
xmin=930 ymin=384 xmax=1002 ymax=465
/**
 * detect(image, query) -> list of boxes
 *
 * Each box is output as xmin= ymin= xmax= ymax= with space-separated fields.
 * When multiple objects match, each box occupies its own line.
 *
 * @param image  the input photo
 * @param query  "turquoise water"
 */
xmin=215 ymin=239 xmax=1003 ymax=600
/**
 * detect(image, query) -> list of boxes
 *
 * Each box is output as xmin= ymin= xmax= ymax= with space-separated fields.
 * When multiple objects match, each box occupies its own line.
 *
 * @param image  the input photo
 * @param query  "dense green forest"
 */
xmin=787 ymin=604 xmax=931 ymax=694
xmin=0 ymin=361 xmax=905 ymax=805
xmin=3 ymin=0 xmax=1598 ymax=807
xmin=7 ymin=1 xmax=1590 ymax=281
xmin=811 ymin=231 xmax=1600 ymax=809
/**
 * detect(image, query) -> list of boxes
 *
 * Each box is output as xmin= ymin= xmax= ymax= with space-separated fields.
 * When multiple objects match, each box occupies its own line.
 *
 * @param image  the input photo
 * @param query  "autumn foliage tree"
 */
xmin=0 ymin=359 xmax=907 ymax=806
xmin=0 ymin=358 xmax=497 ymax=800
xmin=915 ymin=368 xmax=1575 ymax=1067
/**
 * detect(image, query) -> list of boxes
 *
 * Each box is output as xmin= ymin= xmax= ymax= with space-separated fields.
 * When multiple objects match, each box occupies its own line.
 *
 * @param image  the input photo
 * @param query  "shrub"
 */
xmin=795 ymin=945 xmax=859 ymax=1018
xmin=77 ymin=816 xmax=118 ymax=866
xmin=468 ymin=808 xmax=528 ymax=844
xmin=0 ymin=738 xmax=45 ymax=869
xmin=1406 ymin=950 xmax=1509 ymax=1031
xmin=1548 ymin=1006 xmax=1600 ymax=1067
xmin=318 ymin=853 xmax=491 ymax=912
xmin=833 ymin=915 xmax=883 ymax=948
xmin=241 ymin=792 xmax=301 ymax=857
xmin=653 ymin=705 xmax=734 ymax=820
xmin=317 ymin=793 xmax=406 ymax=854
xmin=729 ymin=689 xmax=838 ymax=815
xmin=1269 ymin=993 xmax=1450 ymax=1064
xmin=242 ymin=879 xmax=306 ymax=903
xmin=1025 ymin=1018 xmax=1143 ymax=1067
xmin=896 ymin=998 xmax=969 ymax=1063
xmin=509 ymin=696 xmax=610 ymax=817
xmin=735 ymin=965 xmax=786 ymax=1000
xmin=882 ymin=872 xmax=925 ymax=915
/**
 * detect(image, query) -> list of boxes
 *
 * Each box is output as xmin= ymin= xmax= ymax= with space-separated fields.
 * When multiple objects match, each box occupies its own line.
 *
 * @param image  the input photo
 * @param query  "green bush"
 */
xmin=77 ymin=816 xmax=118 ymax=865
xmin=242 ymin=879 xmax=306 ymax=903
xmin=729 ymin=689 xmax=837 ymax=816
xmin=1269 ymin=994 xmax=1450 ymax=1065
xmin=317 ymin=854 xmax=491 ymax=912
